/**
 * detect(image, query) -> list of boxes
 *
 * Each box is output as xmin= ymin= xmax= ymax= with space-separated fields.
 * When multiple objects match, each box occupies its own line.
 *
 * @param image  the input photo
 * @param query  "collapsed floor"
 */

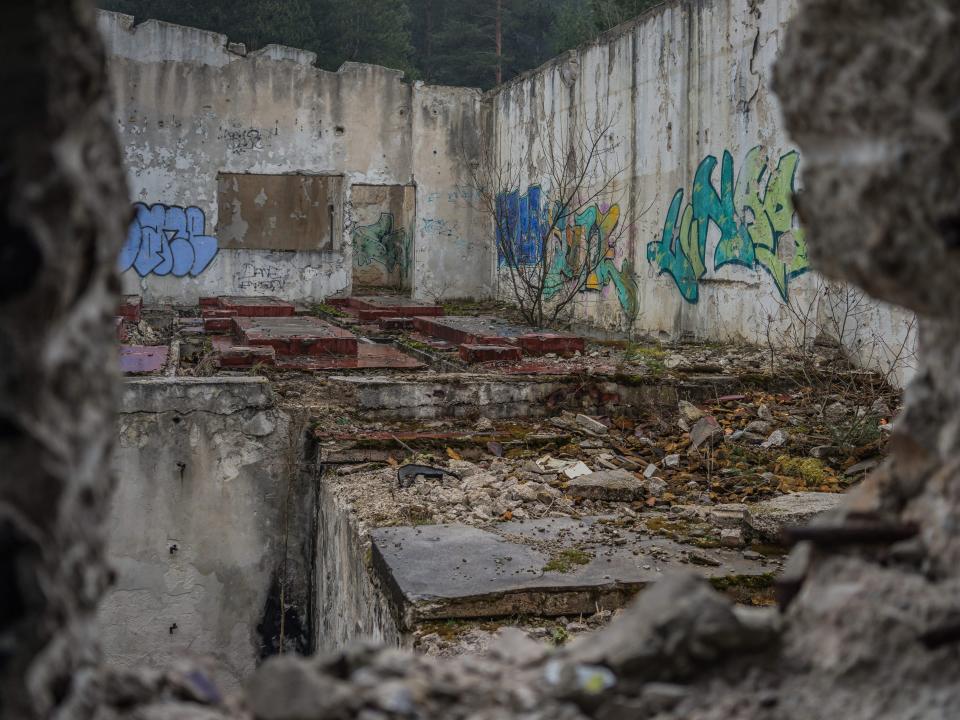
xmin=107 ymin=292 xmax=901 ymax=674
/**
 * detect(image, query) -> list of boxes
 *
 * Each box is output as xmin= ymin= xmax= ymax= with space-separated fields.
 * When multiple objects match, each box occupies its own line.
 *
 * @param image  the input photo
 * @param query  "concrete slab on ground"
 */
xmin=413 ymin=316 xmax=584 ymax=356
xmin=120 ymin=345 xmax=169 ymax=375
xmin=345 ymin=296 xmax=445 ymax=322
xmin=235 ymin=316 xmax=358 ymax=356
xmin=371 ymin=517 xmax=773 ymax=628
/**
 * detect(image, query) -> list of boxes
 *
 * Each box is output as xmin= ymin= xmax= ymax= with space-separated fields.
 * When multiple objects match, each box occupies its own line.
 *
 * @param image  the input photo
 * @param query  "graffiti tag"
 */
xmin=119 ymin=203 xmax=218 ymax=277
xmin=647 ymin=146 xmax=808 ymax=303
xmin=219 ymin=127 xmax=265 ymax=154
xmin=495 ymin=186 xmax=638 ymax=318
xmin=234 ymin=263 xmax=289 ymax=292
xmin=352 ymin=213 xmax=411 ymax=280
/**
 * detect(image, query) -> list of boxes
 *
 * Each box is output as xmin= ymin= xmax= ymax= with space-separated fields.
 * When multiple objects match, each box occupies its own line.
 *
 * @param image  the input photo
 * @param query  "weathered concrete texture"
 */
xmin=315 ymin=467 xmax=401 ymax=653
xmin=485 ymin=0 xmax=917 ymax=386
xmin=100 ymin=378 xmax=312 ymax=691
xmin=371 ymin=518 xmax=772 ymax=629
xmin=410 ymin=83 xmax=494 ymax=302
xmin=325 ymin=373 xmax=719 ymax=420
xmin=98 ymin=10 xmax=491 ymax=305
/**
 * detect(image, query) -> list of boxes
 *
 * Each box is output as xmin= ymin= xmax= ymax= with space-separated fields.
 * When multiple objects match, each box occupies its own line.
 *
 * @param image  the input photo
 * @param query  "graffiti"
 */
xmin=495 ymin=186 xmax=638 ymax=318
xmin=234 ymin=262 xmax=289 ymax=292
xmin=352 ymin=213 xmax=411 ymax=279
xmin=218 ymin=127 xmax=265 ymax=154
xmin=119 ymin=203 xmax=218 ymax=277
xmin=647 ymin=146 xmax=808 ymax=303
xmin=421 ymin=217 xmax=459 ymax=238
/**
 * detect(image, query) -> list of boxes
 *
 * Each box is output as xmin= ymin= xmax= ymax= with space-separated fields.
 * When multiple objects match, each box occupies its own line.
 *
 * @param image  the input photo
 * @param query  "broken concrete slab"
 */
xmin=690 ymin=416 xmax=722 ymax=449
xmin=370 ymin=518 xmax=773 ymax=628
xmin=566 ymin=469 xmax=644 ymax=501
xmin=746 ymin=492 xmax=843 ymax=541
xmin=576 ymin=414 xmax=609 ymax=434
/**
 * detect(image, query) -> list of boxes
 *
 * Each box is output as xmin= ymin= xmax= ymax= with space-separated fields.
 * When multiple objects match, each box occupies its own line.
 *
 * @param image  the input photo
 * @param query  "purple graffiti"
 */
xmin=119 ymin=203 xmax=218 ymax=278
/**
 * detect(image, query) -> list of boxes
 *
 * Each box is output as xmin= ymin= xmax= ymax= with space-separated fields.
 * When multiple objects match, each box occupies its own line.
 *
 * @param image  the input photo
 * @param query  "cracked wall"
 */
xmin=485 ymin=0 xmax=917 ymax=384
xmin=98 ymin=10 xmax=492 ymax=304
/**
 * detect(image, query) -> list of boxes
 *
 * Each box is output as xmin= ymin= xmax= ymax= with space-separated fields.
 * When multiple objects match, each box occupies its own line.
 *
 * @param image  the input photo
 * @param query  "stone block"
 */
xmin=566 ymin=469 xmax=644 ymax=501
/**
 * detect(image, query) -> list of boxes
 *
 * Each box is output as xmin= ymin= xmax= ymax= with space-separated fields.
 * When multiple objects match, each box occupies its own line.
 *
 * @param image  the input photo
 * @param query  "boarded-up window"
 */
xmin=217 ymin=174 xmax=344 ymax=252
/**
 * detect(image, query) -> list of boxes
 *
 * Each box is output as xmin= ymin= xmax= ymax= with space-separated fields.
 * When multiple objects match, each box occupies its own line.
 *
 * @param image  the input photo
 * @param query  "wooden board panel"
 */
xmin=217 ymin=174 xmax=344 ymax=252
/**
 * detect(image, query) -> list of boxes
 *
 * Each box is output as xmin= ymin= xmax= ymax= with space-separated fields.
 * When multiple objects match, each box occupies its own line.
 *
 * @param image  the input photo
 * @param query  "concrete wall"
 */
xmin=100 ymin=378 xmax=313 ymax=690
xmin=315 ymin=466 xmax=401 ymax=652
xmin=485 ymin=0 xmax=917 ymax=384
xmin=99 ymin=10 xmax=492 ymax=304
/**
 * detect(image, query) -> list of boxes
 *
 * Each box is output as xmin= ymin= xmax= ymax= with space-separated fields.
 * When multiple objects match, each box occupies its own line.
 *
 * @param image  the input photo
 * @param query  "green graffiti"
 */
xmin=352 ymin=212 xmax=411 ymax=280
xmin=543 ymin=202 xmax=638 ymax=318
xmin=496 ymin=187 xmax=638 ymax=319
xmin=647 ymin=146 xmax=808 ymax=303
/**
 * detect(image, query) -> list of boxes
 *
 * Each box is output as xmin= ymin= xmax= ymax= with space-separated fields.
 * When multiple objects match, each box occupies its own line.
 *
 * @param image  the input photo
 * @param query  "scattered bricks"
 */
xmin=379 ymin=317 xmax=414 ymax=331
xmin=198 ymin=296 xmax=222 ymax=309
xmin=217 ymin=345 xmax=276 ymax=369
xmin=516 ymin=333 xmax=586 ymax=357
xmin=118 ymin=295 xmax=142 ymax=323
xmin=325 ymin=297 xmax=351 ymax=309
xmin=459 ymin=344 xmax=523 ymax=364
xmin=219 ymin=296 xmax=296 ymax=318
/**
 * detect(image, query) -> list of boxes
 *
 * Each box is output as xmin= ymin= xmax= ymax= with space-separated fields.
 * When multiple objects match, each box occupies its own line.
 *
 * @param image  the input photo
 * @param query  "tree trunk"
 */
xmin=0 ymin=1 xmax=128 ymax=718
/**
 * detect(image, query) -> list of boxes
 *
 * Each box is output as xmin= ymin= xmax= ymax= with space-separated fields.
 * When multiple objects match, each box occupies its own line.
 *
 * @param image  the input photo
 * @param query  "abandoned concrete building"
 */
xmin=12 ymin=0 xmax=958 ymax=717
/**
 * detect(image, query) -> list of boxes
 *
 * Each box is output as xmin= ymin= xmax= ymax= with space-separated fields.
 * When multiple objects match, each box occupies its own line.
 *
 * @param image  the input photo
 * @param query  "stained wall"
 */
xmin=99 ymin=10 xmax=491 ymax=304
xmin=485 ymin=0 xmax=916 ymax=383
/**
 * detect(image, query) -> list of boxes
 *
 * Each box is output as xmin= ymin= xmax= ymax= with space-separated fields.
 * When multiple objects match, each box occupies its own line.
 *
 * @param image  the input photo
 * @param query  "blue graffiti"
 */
xmin=119 ymin=203 xmax=218 ymax=277
xmin=495 ymin=185 xmax=548 ymax=265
